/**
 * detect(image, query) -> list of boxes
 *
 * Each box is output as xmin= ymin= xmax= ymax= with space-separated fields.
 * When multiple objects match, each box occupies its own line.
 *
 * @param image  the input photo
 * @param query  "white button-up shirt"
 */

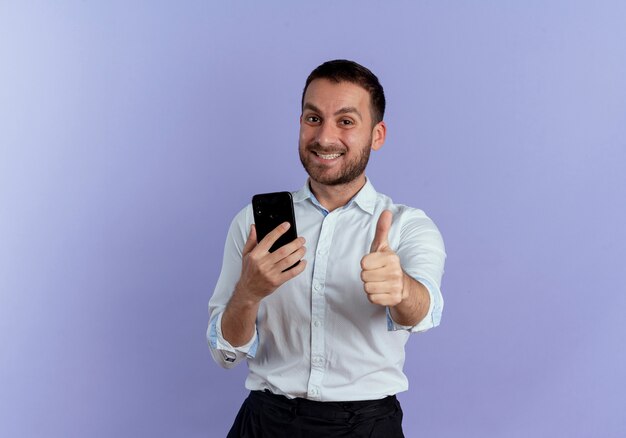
xmin=208 ymin=179 xmax=445 ymax=402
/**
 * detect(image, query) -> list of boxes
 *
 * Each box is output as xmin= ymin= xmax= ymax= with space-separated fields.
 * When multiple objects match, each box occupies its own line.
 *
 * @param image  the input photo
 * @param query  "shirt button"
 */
xmin=314 ymin=283 xmax=322 ymax=291
xmin=313 ymin=320 xmax=321 ymax=327
xmin=317 ymin=248 xmax=326 ymax=255
xmin=309 ymin=388 xmax=319 ymax=397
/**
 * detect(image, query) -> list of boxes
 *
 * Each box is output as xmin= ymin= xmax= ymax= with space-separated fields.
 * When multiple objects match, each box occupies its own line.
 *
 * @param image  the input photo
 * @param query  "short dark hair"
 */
xmin=301 ymin=59 xmax=386 ymax=125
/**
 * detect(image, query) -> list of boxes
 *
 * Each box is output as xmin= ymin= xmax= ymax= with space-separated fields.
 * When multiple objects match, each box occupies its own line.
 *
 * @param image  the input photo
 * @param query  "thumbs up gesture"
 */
xmin=360 ymin=210 xmax=407 ymax=307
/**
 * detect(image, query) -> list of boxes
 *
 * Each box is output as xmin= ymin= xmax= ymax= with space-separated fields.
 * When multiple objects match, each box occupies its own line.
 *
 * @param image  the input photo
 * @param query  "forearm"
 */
xmin=389 ymin=273 xmax=431 ymax=327
xmin=221 ymin=283 xmax=261 ymax=347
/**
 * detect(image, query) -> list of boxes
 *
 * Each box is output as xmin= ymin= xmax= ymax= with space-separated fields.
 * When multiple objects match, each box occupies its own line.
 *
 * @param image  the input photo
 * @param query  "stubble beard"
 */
xmin=299 ymin=139 xmax=372 ymax=186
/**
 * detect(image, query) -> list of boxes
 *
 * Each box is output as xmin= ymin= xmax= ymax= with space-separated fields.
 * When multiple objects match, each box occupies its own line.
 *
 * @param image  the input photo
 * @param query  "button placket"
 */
xmin=306 ymin=213 xmax=336 ymax=400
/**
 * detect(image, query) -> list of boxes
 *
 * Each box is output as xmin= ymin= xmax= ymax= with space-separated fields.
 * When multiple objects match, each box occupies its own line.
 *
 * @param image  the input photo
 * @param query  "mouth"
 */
xmin=313 ymin=151 xmax=344 ymax=160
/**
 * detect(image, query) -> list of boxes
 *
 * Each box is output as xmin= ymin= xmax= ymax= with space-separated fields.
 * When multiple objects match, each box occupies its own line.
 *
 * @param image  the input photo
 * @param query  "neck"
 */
xmin=309 ymin=175 xmax=367 ymax=212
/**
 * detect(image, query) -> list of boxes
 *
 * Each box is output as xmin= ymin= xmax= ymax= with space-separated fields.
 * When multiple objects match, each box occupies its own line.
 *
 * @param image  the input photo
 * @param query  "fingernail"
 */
xmin=282 ymin=222 xmax=291 ymax=230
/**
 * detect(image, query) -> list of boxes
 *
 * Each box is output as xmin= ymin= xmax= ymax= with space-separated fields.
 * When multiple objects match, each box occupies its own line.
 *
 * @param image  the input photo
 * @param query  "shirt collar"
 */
xmin=292 ymin=177 xmax=377 ymax=215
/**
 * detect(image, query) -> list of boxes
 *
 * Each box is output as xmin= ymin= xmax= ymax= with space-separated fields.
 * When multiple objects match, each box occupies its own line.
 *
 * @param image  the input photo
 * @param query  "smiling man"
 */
xmin=208 ymin=60 xmax=446 ymax=437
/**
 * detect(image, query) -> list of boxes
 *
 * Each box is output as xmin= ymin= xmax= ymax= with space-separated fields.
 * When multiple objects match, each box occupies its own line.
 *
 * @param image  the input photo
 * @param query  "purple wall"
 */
xmin=1 ymin=1 xmax=625 ymax=437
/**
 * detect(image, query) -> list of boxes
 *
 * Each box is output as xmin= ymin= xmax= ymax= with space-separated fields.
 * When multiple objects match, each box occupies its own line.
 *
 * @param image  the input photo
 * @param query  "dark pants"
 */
xmin=226 ymin=390 xmax=405 ymax=438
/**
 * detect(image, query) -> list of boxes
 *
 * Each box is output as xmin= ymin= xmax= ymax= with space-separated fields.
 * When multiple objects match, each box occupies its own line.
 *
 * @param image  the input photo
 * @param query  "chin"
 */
xmin=309 ymin=172 xmax=361 ymax=187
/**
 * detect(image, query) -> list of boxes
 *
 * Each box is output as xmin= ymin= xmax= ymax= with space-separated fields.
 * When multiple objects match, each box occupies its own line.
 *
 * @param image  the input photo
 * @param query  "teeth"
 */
xmin=316 ymin=153 xmax=341 ymax=160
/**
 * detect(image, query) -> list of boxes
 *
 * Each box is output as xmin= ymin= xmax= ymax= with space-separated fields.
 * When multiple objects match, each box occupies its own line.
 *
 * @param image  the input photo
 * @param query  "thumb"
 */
xmin=370 ymin=210 xmax=393 ymax=253
xmin=242 ymin=224 xmax=258 ymax=256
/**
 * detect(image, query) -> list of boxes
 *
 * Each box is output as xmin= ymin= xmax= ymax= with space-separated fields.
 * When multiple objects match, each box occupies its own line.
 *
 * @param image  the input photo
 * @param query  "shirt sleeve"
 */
xmin=207 ymin=312 xmax=258 ymax=368
xmin=207 ymin=205 xmax=260 ymax=368
xmin=388 ymin=207 xmax=446 ymax=332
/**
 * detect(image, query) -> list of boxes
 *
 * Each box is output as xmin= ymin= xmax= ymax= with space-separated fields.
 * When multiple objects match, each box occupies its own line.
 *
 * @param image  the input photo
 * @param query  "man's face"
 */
xmin=299 ymin=79 xmax=385 ymax=187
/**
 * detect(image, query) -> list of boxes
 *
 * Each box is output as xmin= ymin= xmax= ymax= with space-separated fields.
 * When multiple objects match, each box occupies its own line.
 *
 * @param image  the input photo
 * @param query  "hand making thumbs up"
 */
xmin=360 ymin=210 xmax=408 ymax=307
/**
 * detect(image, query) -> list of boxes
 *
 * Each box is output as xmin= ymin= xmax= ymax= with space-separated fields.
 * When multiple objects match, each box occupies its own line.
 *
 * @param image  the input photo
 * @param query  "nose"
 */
xmin=315 ymin=121 xmax=339 ymax=147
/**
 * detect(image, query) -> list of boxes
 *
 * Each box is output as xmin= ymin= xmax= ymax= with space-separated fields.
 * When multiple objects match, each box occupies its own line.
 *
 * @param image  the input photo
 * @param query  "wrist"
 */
xmin=233 ymin=281 xmax=263 ymax=308
xmin=400 ymin=271 xmax=411 ymax=301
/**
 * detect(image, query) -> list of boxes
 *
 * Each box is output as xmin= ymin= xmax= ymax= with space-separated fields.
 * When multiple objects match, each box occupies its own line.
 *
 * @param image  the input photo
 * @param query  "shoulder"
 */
xmin=374 ymin=193 xmax=444 ymax=250
xmin=226 ymin=204 xmax=254 ymax=242
xmin=233 ymin=203 xmax=253 ymax=224
xmin=374 ymin=192 xmax=438 ymax=230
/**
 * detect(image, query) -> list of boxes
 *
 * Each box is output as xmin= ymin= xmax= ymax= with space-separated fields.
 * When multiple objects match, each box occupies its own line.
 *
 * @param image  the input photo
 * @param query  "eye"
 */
xmin=305 ymin=115 xmax=321 ymax=124
xmin=339 ymin=119 xmax=354 ymax=126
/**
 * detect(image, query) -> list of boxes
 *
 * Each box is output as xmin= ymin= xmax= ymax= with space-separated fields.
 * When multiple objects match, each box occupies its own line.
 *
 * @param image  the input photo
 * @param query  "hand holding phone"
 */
xmin=234 ymin=192 xmax=306 ymax=302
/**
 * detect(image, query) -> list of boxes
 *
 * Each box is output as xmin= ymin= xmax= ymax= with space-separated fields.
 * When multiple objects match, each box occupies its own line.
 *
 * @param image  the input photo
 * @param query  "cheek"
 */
xmin=299 ymin=127 xmax=315 ymax=144
xmin=342 ymin=132 xmax=365 ymax=149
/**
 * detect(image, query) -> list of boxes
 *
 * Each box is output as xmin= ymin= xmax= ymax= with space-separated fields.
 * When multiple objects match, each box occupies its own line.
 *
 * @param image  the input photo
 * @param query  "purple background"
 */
xmin=1 ymin=1 xmax=625 ymax=437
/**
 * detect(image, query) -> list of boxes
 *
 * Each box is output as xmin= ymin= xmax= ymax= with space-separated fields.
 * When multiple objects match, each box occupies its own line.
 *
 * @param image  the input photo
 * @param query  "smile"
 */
xmin=315 ymin=152 xmax=343 ymax=160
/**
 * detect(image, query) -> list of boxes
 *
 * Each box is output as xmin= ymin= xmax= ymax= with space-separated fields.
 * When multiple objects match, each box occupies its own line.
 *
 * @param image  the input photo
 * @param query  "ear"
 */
xmin=371 ymin=121 xmax=387 ymax=151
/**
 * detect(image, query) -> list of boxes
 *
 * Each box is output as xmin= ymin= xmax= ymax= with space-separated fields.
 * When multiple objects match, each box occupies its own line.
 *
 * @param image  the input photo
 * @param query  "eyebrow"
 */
xmin=303 ymin=103 xmax=363 ymax=120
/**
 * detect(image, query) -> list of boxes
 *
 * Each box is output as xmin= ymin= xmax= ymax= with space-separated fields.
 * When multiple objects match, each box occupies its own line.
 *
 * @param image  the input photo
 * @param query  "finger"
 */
xmin=276 ymin=246 xmax=306 ymax=272
xmin=360 ymin=252 xmax=391 ymax=271
xmin=279 ymin=258 xmax=307 ymax=280
xmin=242 ymin=224 xmax=258 ymax=257
xmin=360 ymin=268 xmax=389 ymax=283
xmin=366 ymin=292 xmax=400 ymax=307
xmin=270 ymin=236 xmax=306 ymax=263
xmin=256 ymin=222 xmax=291 ymax=253
xmin=370 ymin=210 xmax=393 ymax=253
xmin=363 ymin=280 xmax=392 ymax=295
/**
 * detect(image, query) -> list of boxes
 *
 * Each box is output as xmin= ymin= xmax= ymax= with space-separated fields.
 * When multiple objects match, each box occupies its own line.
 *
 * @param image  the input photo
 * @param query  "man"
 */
xmin=208 ymin=59 xmax=445 ymax=437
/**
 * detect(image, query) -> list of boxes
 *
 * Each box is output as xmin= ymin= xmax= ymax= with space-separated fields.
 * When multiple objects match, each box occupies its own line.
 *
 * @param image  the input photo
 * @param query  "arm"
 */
xmin=209 ymin=217 xmax=307 ymax=368
xmin=221 ymin=222 xmax=307 ymax=346
xmin=360 ymin=244 xmax=430 ymax=326
xmin=361 ymin=211 xmax=443 ymax=330
xmin=388 ymin=271 xmax=431 ymax=326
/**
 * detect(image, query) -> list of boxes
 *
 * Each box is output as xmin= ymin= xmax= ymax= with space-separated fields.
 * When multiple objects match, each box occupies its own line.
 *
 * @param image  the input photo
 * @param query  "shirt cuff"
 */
xmin=386 ymin=275 xmax=443 ymax=332
xmin=207 ymin=312 xmax=258 ymax=368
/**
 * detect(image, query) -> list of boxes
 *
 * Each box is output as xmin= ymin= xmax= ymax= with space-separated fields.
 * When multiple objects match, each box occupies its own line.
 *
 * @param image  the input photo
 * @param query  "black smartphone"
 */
xmin=252 ymin=191 xmax=299 ymax=257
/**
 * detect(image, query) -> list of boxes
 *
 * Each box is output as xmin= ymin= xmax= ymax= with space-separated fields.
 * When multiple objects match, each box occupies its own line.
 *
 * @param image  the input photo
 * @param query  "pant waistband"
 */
xmin=248 ymin=390 xmax=398 ymax=421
